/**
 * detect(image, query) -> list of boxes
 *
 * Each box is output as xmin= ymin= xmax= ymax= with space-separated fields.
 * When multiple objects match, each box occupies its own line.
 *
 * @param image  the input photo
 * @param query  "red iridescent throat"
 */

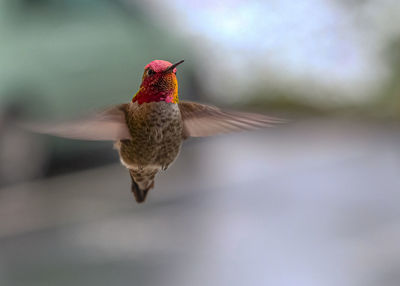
xmin=133 ymin=74 xmax=178 ymax=104
xmin=132 ymin=84 xmax=178 ymax=104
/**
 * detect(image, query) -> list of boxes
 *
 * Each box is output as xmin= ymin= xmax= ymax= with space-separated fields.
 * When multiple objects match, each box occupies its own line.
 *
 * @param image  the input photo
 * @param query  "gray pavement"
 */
xmin=1 ymin=119 xmax=400 ymax=286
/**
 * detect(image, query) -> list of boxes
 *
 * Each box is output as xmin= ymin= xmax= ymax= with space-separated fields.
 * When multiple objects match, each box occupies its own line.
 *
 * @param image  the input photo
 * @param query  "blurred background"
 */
xmin=1 ymin=0 xmax=400 ymax=285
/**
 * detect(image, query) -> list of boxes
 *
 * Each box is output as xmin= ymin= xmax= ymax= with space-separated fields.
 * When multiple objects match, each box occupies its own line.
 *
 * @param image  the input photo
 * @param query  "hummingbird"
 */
xmin=29 ymin=60 xmax=283 ymax=203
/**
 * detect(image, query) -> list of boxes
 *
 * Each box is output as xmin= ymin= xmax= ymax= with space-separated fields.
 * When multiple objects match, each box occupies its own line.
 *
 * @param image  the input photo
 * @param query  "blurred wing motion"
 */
xmin=22 ymin=104 xmax=131 ymax=141
xmin=179 ymin=101 xmax=285 ymax=138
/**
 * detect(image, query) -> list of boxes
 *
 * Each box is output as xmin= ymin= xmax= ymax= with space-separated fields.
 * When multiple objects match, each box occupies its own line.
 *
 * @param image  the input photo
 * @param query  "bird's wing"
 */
xmin=178 ymin=101 xmax=285 ymax=138
xmin=22 ymin=104 xmax=132 ymax=141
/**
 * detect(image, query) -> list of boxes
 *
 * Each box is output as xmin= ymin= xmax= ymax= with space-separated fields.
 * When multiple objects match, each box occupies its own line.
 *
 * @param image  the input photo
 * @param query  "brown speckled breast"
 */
xmin=117 ymin=101 xmax=183 ymax=170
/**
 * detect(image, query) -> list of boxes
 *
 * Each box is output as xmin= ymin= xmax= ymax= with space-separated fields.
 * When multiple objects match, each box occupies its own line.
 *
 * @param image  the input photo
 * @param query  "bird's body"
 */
xmin=116 ymin=101 xmax=183 ymax=201
xmin=118 ymin=101 xmax=183 ymax=170
xmin=28 ymin=59 xmax=284 ymax=203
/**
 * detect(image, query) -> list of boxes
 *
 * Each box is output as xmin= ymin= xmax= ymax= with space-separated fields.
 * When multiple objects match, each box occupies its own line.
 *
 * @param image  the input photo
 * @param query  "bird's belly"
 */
xmin=118 ymin=134 xmax=182 ymax=169
xmin=117 ymin=102 xmax=183 ymax=169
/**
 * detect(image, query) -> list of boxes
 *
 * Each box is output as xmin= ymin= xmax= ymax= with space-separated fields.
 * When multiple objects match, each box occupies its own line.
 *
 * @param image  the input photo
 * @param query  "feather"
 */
xmin=179 ymin=101 xmax=285 ymax=138
xmin=21 ymin=104 xmax=132 ymax=141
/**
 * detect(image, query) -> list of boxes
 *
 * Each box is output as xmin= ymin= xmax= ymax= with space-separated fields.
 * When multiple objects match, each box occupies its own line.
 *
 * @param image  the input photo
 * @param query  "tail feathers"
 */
xmin=129 ymin=170 xmax=155 ymax=203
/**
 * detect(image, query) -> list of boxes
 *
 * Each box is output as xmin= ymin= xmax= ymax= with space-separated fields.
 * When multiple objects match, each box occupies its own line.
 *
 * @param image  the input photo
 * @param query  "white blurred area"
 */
xmin=140 ymin=0 xmax=400 ymax=105
xmin=1 ymin=121 xmax=400 ymax=286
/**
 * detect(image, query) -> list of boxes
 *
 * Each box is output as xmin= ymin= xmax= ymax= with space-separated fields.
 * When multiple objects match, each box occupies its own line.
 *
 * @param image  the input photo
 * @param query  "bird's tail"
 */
xmin=129 ymin=169 xmax=155 ymax=203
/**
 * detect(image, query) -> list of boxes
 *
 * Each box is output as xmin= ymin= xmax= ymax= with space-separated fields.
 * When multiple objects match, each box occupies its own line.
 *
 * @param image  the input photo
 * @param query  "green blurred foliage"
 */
xmin=0 ymin=0 xmax=195 ymax=119
xmin=371 ymin=38 xmax=400 ymax=119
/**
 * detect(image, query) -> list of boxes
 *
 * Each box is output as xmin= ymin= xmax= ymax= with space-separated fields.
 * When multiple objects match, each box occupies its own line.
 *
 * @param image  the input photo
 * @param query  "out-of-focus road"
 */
xmin=1 ymin=118 xmax=400 ymax=286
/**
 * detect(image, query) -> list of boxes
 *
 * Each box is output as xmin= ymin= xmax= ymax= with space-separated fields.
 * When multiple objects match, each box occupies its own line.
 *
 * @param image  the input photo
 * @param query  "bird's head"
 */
xmin=133 ymin=60 xmax=184 ymax=104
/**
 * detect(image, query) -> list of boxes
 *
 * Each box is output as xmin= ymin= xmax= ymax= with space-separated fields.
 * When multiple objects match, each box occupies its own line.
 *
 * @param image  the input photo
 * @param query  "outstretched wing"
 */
xmin=179 ymin=101 xmax=285 ymax=138
xmin=22 ymin=104 xmax=131 ymax=141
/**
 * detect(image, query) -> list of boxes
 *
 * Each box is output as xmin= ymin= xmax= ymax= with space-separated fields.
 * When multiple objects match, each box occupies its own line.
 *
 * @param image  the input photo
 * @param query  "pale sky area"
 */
xmin=141 ymin=0 xmax=400 ymax=105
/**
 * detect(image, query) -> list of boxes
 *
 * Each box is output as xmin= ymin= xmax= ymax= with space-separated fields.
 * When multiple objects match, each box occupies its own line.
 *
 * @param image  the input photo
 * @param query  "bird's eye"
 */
xmin=147 ymin=69 xmax=155 ymax=76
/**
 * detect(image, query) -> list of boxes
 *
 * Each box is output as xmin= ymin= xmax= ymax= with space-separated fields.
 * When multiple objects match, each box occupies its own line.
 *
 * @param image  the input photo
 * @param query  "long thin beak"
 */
xmin=164 ymin=60 xmax=184 ymax=73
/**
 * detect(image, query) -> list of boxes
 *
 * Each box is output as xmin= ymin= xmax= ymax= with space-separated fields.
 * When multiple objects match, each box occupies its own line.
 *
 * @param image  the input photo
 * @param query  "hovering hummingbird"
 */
xmin=30 ymin=60 xmax=283 ymax=203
